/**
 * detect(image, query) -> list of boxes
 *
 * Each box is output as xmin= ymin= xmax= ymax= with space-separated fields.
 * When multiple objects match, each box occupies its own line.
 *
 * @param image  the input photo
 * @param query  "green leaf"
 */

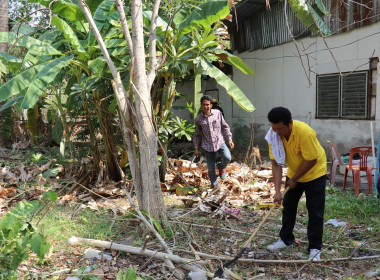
xmin=179 ymin=1 xmax=229 ymax=34
xmin=30 ymin=233 xmax=51 ymax=260
xmin=201 ymin=59 xmax=255 ymax=112
xmin=0 ymin=96 xmax=24 ymax=112
xmin=50 ymin=0 xmax=87 ymax=32
xmin=22 ymin=56 xmax=73 ymax=109
xmin=88 ymin=0 xmax=115 ymax=45
xmin=10 ymin=239 xmax=29 ymax=269
xmin=143 ymin=11 xmax=172 ymax=32
xmin=0 ymin=32 xmax=62 ymax=56
xmin=39 ymin=29 xmax=63 ymax=44
xmin=93 ymin=0 xmax=115 ymax=30
xmin=0 ymin=52 xmax=22 ymax=68
xmin=42 ymin=190 xmax=58 ymax=203
xmin=51 ymin=16 xmax=86 ymax=55
xmin=86 ymin=0 xmax=105 ymax=14
xmin=13 ymin=24 xmax=35 ymax=35
xmin=288 ymin=0 xmax=331 ymax=36
xmin=224 ymin=52 xmax=255 ymax=75
xmin=129 ymin=210 xmax=164 ymax=236
xmin=0 ymin=63 xmax=42 ymax=103
xmin=42 ymin=167 xmax=62 ymax=179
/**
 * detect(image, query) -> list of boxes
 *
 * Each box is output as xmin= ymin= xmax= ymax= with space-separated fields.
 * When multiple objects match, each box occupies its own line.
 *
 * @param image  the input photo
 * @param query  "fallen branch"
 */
xmin=174 ymin=248 xmax=380 ymax=264
xmin=69 ymin=236 xmax=205 ymax=270
xmin=122 ymin=189 xmax=201 ymax=277
xmin=169 ymin=221 xmax=380 ymax=252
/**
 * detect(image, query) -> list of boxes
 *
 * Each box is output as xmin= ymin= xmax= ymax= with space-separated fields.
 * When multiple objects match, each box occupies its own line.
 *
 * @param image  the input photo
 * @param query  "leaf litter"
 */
xmin=0 ymin=148 xmax=379 ymax=279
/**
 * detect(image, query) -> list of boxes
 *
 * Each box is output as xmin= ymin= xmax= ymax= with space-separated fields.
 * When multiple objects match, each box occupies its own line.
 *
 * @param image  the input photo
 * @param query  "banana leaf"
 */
xmin=88 ymin=0 xmax=115 ymax=46
xmin=85 ymin=0 xmax=105 ymax=14
xmin=201 ymin=59 xmax=255 ymax=112
xmin=0 ymin=52 xmax=22 ymax=72
xmin=51 ymin=16 xmax=87 ymax=57
xmin=0 ymin=63 xmax=44 ymax=102
xmin=39 ymin=30 xmax=63 ymax=44
xmin=222 ymin=51 xmax=255 ymax=76
xmin=288 ymin=0 xmax=331 ymax=36
xmin=0 ymin=95 xmax=24 ymax=112
xmin=0 ymin=32 xmax=61 ymax=56
xmin=179 ymin=0 xmax=229 ymax=34
xmin=50 ymin=0 xmax=87 ymax=32
xmin=22 ymin=56 xmax=73 ymax=109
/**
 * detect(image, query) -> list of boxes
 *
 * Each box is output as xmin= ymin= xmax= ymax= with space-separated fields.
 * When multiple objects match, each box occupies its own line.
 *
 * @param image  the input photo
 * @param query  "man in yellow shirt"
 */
xmin=266 ymin=107 xmax=327 ymax=261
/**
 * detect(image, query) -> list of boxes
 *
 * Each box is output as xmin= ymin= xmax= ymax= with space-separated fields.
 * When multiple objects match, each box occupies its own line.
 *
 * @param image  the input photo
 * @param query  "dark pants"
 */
xmin=204 ymin=143 xmax=231 ymax=187
xmin=280 ymin=175 xmax=326 ymax=251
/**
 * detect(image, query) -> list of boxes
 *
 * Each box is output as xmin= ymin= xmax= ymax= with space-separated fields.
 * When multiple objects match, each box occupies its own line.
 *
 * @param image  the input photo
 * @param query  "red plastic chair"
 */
xmin=327 ymin=140 xmax=348 ymax=186
xmin=343 ymin=146 xmax=376 ymax=196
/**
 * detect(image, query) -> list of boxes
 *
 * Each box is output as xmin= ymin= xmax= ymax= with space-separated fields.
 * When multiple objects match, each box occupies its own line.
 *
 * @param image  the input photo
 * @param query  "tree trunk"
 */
xmin=0 ymin=0 xmax=8 ymax=148
xmin=83 ymin=99 xmax=101 ymax=172
xmin=131 ymin=0 xmax=167 ymax=222
xmin=78 ymin=0 xmax=167 ymax=222
xmin=93 ymin=88 xmax=122 ymax=181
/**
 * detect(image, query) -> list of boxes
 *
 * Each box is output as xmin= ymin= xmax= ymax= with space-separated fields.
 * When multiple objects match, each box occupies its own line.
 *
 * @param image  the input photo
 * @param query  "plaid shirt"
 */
xmin=193 ymin=109 xmax=232 ymax=152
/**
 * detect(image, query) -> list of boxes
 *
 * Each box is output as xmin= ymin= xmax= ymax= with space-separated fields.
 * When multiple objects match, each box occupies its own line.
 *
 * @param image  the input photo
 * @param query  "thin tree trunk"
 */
xmin=83 ymin=99 xmax=101 ymax=172
xmin=0 ymin=0 xmax=8 ymax=148
xmin=93 ymin=88 xmax=122 ymax=180
xmin=131 ymin=0 xmax=166 ymax=222
xmin=78 ymin=0 xmax=166 ymax=222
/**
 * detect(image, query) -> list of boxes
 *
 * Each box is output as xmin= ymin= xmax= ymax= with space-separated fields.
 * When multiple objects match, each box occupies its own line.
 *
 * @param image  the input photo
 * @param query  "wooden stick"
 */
xmin=174 ymin=248 xmax=380 ymax=263
xmin=69 ymin=236 xmax=205 ymax=269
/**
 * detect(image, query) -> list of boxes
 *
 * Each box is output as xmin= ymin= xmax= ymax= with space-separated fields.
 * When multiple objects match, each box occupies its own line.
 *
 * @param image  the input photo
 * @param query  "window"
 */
xmin=317 ymin=71 xmax=368 ymax=118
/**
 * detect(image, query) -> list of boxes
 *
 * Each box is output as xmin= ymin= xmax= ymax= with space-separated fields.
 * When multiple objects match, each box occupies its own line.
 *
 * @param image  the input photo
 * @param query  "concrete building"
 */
xmin=175 ymin=0 xmax=380 ymax=157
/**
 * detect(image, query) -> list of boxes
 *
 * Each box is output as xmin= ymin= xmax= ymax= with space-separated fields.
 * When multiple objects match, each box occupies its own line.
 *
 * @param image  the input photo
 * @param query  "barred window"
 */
xmin=317 ymin=72 xmax=368 ymax=118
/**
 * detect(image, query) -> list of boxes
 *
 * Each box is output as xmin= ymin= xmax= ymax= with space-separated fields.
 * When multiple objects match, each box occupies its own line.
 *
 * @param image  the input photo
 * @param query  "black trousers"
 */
xmin=280 ymin=175 xmax=326 ymax=251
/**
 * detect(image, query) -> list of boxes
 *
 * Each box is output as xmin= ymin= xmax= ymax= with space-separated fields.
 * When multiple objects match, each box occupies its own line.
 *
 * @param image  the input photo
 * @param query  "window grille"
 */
xmin=317 ymin=71 xmax=368 ymax=118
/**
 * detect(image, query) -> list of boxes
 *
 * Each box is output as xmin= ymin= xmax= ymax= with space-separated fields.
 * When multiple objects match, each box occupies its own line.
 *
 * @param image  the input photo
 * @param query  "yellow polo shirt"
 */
xmin=269 ymin=121 xmax=326 ymax=182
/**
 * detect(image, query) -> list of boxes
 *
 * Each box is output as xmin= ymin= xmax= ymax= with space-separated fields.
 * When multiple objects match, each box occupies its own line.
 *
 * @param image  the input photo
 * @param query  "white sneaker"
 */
xmin=267 ymin=239 xmax=291 ymax=252
xmin=308 ymin=249 xmax=321 ymax=261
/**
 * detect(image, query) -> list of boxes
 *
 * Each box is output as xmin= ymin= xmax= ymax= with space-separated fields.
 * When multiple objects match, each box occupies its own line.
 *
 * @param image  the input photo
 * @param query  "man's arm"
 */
xmin=271 ymin=160 xmax=284 ymax=203
xmin=285 ymin=159 xmax=317 ymax=189
xmin=220 ymin=112 xmax=234 ymax=149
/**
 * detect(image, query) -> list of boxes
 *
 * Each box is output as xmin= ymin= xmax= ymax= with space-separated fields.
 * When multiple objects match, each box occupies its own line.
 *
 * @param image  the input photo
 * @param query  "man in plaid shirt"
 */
xmin=193 ymin=95 xmax=234 ymax=189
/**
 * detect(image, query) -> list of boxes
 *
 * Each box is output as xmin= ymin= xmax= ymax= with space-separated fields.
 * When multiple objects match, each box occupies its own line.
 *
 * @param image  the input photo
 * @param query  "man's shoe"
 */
xmin=308 ymin=249 xmax=321 ymax=261
xmin=219 ymin=169 xmax=226 ymax=179
xmin=267 ymin=239 xmax=291 ymax=252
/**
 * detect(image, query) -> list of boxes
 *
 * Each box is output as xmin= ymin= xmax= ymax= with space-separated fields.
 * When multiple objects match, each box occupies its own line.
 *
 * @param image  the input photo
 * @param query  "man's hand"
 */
xmin=274 ymin=191 xmax=283 ymax=204
xmin=193 ymin=149 xmax=199 ymax=157
xmin=229 ymin=141 xmax=234 ymax=150
xmin=285 ymin=178 xmax=297 ymax=189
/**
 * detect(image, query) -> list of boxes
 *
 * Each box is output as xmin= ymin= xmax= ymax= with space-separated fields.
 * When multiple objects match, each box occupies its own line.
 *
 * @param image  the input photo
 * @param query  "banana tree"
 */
xmin=149 ymin=0 xmax=256 ymax=121
xmin=0 ymin=0 xmax=125 ymax=180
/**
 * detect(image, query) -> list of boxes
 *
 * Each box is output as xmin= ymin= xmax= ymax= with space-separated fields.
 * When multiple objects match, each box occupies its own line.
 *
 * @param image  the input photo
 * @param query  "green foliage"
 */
xmin=201 ymin=59 xmax=255 ymax=112
xmin=178 ymin=0 xmax=230 ymax=34
xmin=117 ymin=268 xmax=154 ymax=280
xmin=288 ymin=0 xmax=331 ymax=36
xmin=158 ymin=112 xmax=195 ymax=144
xmin=127 ymin=210 xmax=164 ymax=236
xmin=324 ymin=187 xmax=380 ymax=225
xmin=0 ymin=200 xmax=51 ymax=277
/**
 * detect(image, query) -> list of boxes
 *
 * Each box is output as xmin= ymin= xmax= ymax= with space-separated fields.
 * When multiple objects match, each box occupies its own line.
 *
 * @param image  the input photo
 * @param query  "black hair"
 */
xmin=200 ymin=95 xmax=213 ymax=103
xmin=268 ymin=107 xmax=292 ymax=126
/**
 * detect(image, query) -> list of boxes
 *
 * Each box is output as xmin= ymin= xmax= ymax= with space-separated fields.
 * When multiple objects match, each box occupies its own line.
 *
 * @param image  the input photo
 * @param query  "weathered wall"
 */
xmin=175 ymin=22 xmax=380 ymax=160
